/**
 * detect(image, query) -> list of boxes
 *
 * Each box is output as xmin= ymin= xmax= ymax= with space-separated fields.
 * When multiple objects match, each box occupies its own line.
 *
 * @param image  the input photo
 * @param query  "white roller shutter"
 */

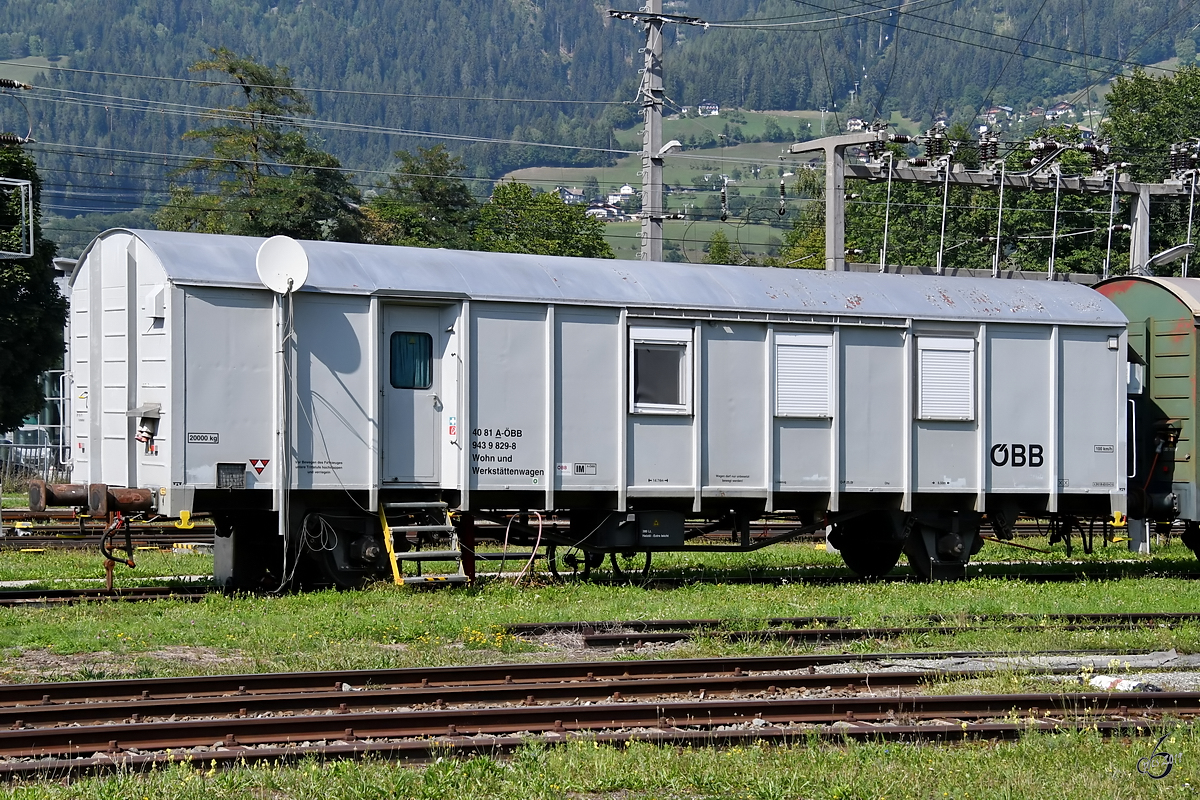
xmin=776 ymin=332 xmax=832 ymax=417
xmin=917 ymin=337 xmax=975 ymax=421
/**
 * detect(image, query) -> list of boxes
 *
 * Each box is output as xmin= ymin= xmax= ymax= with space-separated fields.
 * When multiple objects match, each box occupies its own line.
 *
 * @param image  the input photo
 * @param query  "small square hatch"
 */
xmin=216 ymin=463 xmax=247 ymax=489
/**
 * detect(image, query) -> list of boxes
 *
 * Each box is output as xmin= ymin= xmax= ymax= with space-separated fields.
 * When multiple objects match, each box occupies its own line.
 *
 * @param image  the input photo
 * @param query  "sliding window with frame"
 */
xmin=629 ymin=326 xmax=693 ymax=414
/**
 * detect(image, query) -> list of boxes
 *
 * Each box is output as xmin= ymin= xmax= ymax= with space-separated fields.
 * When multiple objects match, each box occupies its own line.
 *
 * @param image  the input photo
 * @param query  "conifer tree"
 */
xmin=155 ymin=49 xmax=363 ymax=241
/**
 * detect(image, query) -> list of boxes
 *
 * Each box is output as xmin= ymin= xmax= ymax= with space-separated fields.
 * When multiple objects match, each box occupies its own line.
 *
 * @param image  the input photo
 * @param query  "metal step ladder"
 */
xmin=377 ymin=501 xmax=468 ymax=585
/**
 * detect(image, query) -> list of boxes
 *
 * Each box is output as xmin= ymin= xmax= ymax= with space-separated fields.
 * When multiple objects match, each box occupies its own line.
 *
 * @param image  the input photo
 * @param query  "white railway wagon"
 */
xmin=56 ymin=229 xmax=1128 ymax=585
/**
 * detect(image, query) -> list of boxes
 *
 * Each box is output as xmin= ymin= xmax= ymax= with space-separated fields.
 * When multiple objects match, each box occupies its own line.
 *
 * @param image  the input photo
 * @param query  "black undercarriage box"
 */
xmin=570 ymin=510 xmax=686 ymax=549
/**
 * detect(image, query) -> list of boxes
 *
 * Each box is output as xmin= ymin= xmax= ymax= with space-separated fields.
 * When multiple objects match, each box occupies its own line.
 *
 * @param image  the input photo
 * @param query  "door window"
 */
xmin=390 ymin=331 xmax=433 ymax=389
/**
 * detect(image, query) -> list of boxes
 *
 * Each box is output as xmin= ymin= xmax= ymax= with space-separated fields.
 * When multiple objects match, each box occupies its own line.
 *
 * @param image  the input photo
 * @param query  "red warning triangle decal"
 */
xmin=249 ymin=459 xmax=268 ymax=475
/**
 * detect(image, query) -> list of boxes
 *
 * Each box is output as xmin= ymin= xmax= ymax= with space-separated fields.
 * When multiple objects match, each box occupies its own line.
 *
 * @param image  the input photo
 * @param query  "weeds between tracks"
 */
xmin=1 ymin=731 xmax=1197 ymax=799
xmin=4 ymin=576 xmax=1200 ymax=681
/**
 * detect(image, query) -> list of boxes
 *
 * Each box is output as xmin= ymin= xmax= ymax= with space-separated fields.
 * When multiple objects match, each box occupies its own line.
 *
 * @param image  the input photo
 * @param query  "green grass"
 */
xmin=0 ymin=533 xmax=1188 ymax=586
xmin=602 ymin=217 xmax=790 ymax=261
xmin=1 ymin=493 xmax=25 ymax=508
xmin=3 ymin=732 xmax=1197 ymax=799
xmin=0 ymin=55 xmax=68 ymax=85
xmin=6 ymin=573 xmax=1200 ymax=681
xmin=0 ymin=548 xmax=213 ymax=585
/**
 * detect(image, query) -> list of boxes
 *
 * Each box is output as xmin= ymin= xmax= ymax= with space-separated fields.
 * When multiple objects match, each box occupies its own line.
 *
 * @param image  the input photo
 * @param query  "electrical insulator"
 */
xmin=0 ymin=79 xmax=31 ymax=90
xmin=778 ymin=180 xmax=786 ymax=216
xmin=0 ymin=133 xmax=27 ymax=146
xmin=910 ymin=157 xmax=930 ymax=167
xmin=889 ymin=134 xmax=913 ymax=144
xmin=924 ymin=130 xmax=939 ymax=160
xmin=1091 ymin=150 xmax=1108 ymax=171
xmin=719 ymin=185 xmax=728 ymax=222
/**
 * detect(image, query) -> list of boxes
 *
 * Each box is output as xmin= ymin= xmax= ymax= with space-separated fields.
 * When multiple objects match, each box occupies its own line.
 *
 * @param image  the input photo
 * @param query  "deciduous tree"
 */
xmin=0 ymin=146 xmax=65 ymax=433
xmin=703 ymin=229 xmax=738 ymax=264
xmin=474 ymin=182 xmax=613 ymax=258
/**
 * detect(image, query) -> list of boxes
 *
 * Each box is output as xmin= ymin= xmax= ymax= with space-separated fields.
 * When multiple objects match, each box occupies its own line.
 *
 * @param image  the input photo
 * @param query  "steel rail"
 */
xmin=0 ymin=718 xmax=1167 ymax=780
xmin=0 ymin=533 xmax=214 ymax=550
xmin=507 ymin=612 xmax=1200 ymax=636
xmin=617 ymin=571 xmax=1200 ymax=586
xmin=0 ymin=650 xmax=1145 ymax=707
xmin=0 ymin=665 xmax=1112 ymax=730
xmin=579 ymin=626 xmax=1185 ymax=648
xmin=3 ymin=690 xmax=1196 ymax=760
xmin=0 ymin=587 xmax=210 ymax=607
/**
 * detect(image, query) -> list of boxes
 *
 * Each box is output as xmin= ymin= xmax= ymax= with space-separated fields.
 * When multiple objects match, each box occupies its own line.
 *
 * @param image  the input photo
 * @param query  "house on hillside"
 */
xmin=607 ymin=184 xmax=638 ymax=205
xmin=586 ymin=204 xmax=625 ymax=221
xmin=1046 ymin=101 xmax=1076 ymax=120
xmin=557 ymin=187 xmax=585 ymax=204
xmin=698 ymin=99 xmax=720 ymax=117
xmin=846 ymin=117 xmax=867 ymax=132
xmin=984 ymin=106 xmax=1014 ymax=124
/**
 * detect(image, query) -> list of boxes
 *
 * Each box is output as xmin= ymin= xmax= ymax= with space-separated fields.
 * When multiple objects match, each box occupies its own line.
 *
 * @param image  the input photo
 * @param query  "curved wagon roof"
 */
xmin=75 ymin=229 xmax=1125 ymax=326
xmin=1096 ymin=275 xmax=1200 ymax=318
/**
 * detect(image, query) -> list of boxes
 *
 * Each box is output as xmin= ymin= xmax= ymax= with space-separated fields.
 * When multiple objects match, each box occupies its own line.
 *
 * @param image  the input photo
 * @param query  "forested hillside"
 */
xmin=0 ymin=0 xmax=1197 ymax=244
xmin=666 ymin=0 xmax=1195 ymax=125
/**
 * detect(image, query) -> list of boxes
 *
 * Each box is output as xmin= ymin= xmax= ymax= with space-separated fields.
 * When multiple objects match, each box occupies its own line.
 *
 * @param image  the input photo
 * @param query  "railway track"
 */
xmin=508 ymin=613 xmax=1200 ymax=647
xmin=619 ymin=569 xmax=1200 ymax=587
xmin=0 ymin=535 xmax=214 ymax=552
xmin=0 ymin=586 xmax=211 ymax=607
xmin=2 ymin=567 xmax=1200 ymax=609
xmin=0 ymin=650 xmax=1191 ymax=777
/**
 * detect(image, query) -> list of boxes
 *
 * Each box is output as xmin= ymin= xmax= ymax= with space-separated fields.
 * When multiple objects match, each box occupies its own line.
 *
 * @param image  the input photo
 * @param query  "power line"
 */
xmin=789 ymin=0 xmax=1190 ymax=78
xmin=705 ymin=0 xmax=956 ymax=29
xmin=0 ymin=59 xmax=628 ymax=105
xmin=970 ymin=0 xmax=1054 ymax=133
xmin=24 ymin=92 xmax=636 ymax=157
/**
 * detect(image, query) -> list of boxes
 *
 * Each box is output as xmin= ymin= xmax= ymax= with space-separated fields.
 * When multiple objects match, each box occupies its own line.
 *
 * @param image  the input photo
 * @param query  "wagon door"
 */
xmin=382 ymin=305 xmax=443 ymax=484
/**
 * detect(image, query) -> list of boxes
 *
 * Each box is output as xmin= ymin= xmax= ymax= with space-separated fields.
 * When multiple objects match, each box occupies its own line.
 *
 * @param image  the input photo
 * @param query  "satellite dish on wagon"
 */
xmin=255 ymin=235 xmax=309 ymax=294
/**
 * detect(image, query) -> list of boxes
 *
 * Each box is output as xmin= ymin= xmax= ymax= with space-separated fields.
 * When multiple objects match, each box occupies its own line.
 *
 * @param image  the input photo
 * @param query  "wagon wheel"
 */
xmin=609 ymin=551 xmax=653 ymax=582
xmin=902 ymin=525 xmax=969 ymax=581
xmin=545 ymin=544 xmax=594 ymax=580
xmin=839 ymin=537 xmax=904 ymax=579
xmin=1183 ymin=521 xmax=1200 ymax=558
xmin=830 ymin=511 xmax=904 ymax=579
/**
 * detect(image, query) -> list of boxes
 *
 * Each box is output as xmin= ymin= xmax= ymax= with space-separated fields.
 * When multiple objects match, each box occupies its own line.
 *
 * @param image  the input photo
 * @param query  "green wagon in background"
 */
xmin=1096 ymin=276 xmax=1200 ymax=555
